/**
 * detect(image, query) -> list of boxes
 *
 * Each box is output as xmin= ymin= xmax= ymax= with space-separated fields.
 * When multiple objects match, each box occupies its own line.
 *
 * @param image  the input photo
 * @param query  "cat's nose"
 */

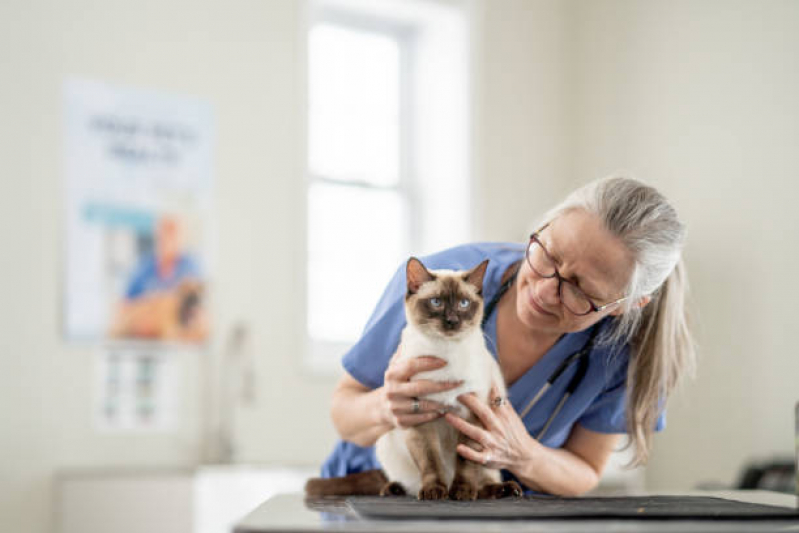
xmin=444 ymin=315 xmax=460 ymax=327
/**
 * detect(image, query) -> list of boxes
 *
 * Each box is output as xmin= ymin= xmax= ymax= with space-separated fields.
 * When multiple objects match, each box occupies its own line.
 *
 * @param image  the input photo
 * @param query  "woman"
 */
xmin=320 ymin=176 xmax=695 ymax=496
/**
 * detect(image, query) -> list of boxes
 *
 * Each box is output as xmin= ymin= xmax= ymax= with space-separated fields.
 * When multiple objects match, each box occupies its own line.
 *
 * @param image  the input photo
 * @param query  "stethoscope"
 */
xmin=481 ymin=264 xmax=599 ymax=440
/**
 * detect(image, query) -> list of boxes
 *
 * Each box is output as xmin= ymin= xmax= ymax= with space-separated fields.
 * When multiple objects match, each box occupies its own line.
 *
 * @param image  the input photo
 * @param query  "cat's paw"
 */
xmin=448 ymin=481 xmax=477 ymax=501
xmin=418 ymin=481 xmax=448 ymax=500
xmin=477 ymin=481 xmax=523 ymax=499
xmin=379 ymin=481 xmax=407 ymax=497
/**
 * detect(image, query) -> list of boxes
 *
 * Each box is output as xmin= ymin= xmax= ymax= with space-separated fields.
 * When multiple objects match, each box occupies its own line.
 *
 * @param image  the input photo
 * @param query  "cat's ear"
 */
xmin=463 ymin=259 xmax=490 ymax=293
xmin=406 ymin=257 xmax=434 ymax=295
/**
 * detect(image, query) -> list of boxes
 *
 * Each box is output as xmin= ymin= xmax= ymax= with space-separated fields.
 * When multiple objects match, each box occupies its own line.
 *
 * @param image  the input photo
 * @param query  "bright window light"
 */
xmin=307 ymin=21 xmax=407 ymax=346
xmin=306 ymin=1 xmax=471 ymax=367
xmin=309 ymin=24 xmax=400 ymax=187
xmin=307 ymin=183 xmax=405 ymax=342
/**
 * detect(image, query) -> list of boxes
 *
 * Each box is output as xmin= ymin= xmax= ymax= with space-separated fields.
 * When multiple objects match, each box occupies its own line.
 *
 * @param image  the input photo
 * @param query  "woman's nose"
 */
xmin=536 ymin=276 xmax=561 ymax=306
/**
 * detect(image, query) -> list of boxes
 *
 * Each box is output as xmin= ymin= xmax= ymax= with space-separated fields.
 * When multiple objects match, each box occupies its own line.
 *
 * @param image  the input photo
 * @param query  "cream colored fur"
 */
xmin=375 ymin=268 xmax=506 ymax=495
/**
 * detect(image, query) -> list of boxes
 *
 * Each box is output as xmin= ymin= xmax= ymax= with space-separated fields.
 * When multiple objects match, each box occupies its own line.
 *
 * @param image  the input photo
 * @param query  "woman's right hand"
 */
xmin=379 ymin=347 xmax=463 ymax=429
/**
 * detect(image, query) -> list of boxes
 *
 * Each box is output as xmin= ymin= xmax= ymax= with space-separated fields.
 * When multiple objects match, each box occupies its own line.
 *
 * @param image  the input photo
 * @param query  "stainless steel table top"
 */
xmin=235 ymin=490 xmax=799 ymax=533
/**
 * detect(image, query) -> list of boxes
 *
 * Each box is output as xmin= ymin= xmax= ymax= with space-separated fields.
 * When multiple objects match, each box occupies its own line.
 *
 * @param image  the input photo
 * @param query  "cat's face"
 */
xmin=405 ymin=258 xmax=489 ymax=339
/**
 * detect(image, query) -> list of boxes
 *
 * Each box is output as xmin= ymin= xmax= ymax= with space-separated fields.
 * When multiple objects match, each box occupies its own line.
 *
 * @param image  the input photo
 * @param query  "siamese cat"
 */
xmin=305 ymin=257 xmax=522 ymax=500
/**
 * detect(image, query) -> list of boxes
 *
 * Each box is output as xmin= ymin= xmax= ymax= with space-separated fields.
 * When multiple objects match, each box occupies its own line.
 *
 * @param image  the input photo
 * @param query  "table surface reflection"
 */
xmin=235 ymin=490 xmax=799 ymax=533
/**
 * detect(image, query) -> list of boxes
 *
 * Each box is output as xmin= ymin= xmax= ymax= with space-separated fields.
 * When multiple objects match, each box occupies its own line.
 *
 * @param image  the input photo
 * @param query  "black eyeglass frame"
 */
xmin=526 ymin=224 xmax=629 ymax=316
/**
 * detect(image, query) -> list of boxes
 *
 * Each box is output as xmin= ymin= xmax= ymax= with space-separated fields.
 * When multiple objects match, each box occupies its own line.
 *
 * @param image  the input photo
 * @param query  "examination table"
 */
xmin=235 ymin=490 xmax=798 ymax=533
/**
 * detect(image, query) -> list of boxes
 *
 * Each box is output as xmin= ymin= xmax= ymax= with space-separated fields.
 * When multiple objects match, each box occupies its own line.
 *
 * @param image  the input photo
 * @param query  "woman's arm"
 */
xmin=331 ymin=354 xmax=463 ymax=447
xmin=509 ymin=424 xmax=622 ymax=496
xmin=330 ymin=373 xmax=393 ymax=447
xmin=445 ymin=388 xmax=621 ymax=496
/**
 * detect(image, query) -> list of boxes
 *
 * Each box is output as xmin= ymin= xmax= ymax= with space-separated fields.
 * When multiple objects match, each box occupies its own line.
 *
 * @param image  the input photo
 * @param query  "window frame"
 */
xmin=302 ymin=0 xmax=473 ymax=374
xmin=305 ymin=10 xmax=419 ymax=371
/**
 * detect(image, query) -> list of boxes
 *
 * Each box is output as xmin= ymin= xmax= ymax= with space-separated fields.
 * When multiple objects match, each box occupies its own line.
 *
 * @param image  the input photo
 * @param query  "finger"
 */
xmin=458 ymin=393 xmax=503 ymax=433
xmin=391 ymin=356 xmax=447 ymax=382
xmin=489 ymin=384 xmax=509 ymax=410
xmin=406 ymin=357 xmax=448 ymax=379
xmin=456 ymin=443 xmax=489 ymax=465
xmin=395 ymin=411 xmax=441 ymax=429
xmin=490 ymin=384 xmax=501 ymax=404
xmin=444 ymin=413 xmax=490 ymax=446
xmin=397 ymin=398 xmax=450 ymax=414
xmin=396 ymin=379 xmax=462 ymax=398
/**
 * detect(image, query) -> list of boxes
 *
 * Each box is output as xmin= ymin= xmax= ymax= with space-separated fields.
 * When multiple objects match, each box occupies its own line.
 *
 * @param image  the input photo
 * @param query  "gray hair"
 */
xmin=539 ymin=176 xmax=696 ymax=466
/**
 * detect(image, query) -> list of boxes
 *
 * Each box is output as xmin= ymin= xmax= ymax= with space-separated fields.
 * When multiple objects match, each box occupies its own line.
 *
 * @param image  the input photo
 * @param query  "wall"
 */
xmin=0 ymin=1 xmax=310 ymax=531
xmin=473 ymin=0 xmax=574 ymax=241
xmin=0 ymin=1 xmax=572 ymax=531
xmin=3 ymin=1 xmax=796 ymax=531
xmin=567 ymin=0 xmax=799 ymax=489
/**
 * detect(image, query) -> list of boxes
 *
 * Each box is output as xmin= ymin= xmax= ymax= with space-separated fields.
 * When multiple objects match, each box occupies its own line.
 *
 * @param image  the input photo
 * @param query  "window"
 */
xmin=306 ymin=0 xmax=471 ymax=369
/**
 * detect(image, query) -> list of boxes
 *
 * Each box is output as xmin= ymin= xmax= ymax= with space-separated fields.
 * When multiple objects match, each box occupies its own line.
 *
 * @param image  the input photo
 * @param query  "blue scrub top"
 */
xmin=320 ymin=242 xmax=665 ymax=490
xmin=125 ymin=254 xmax=200 ymax=300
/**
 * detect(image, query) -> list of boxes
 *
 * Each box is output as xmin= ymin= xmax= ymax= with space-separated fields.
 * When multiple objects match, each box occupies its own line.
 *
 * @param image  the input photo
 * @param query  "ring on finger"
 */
xmin=411 ymin=398 xmax=420 ymax=414
xmin=491 ymin=396 xmax=508 ymax=408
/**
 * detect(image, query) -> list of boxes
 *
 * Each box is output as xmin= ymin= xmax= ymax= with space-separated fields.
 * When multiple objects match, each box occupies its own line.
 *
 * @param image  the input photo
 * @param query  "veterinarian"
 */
xmin=320 ymin=176 xmax=695 ymax=496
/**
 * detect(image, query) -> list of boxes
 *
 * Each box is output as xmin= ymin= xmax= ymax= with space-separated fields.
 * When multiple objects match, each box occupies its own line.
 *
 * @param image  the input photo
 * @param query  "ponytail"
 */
xmin=626 ymin=258 xmax=696 ymax=465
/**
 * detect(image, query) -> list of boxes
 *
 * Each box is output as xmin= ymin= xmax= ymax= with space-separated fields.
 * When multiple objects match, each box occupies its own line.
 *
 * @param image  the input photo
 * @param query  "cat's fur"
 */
xmin=305 ymin=257 xmax=522 ymax=500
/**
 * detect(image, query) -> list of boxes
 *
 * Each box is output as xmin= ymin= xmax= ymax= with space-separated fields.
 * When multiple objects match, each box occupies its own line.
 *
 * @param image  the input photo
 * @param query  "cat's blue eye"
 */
xmin=459 ymin=298 xmax=470 ymax=309
xmin=430 ymin=297 xmax=442 ymax=307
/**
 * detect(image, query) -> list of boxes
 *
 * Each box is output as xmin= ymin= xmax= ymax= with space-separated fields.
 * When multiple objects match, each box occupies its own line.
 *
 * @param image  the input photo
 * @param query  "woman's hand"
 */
xmin=444 ymin=384 xmax=540 ymax=470
xmin=380 ymin=347 xmax=462 ymax=429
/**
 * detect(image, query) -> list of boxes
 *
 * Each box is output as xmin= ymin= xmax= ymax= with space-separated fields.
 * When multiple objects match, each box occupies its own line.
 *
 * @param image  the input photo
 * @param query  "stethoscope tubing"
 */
xmin=482 ymin=263 xmax=598 ymax=440
xmin=522 ymin=331 xmax=596 ymax=440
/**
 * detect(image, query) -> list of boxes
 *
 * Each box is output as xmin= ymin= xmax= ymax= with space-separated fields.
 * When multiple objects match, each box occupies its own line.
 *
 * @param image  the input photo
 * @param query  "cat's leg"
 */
xmin=449 ymin=436 xmax=483 ymax=500
xmin=404 ymin=423 xmax=448 ymax=500
xmin=448 ymin=414 xmax=522 ymax=500
xmin=448 ymin=427 xmax=482 ymax=501
xmin=476 ymin=467 xmax=523 ymax=500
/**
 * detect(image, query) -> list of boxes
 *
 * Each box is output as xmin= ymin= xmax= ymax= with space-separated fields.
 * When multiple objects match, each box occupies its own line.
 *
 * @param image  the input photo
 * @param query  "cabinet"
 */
xmin=56 ymin=466 xmax=313 ymax=533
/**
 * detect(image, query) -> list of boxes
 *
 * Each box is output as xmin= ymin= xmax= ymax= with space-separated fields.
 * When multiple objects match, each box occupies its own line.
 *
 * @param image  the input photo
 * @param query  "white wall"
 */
xmin=2 ymin=1 xmax=797 ymax=531
xmin=566 ymin=0 xmax=799 ymax=489
xmin=0 ymin=1 xmax=576 ymax=530
xmin=0 ymin=1 xmax=314 ymax=531
xmin=473 ymin=0 xmax=574 ymax=241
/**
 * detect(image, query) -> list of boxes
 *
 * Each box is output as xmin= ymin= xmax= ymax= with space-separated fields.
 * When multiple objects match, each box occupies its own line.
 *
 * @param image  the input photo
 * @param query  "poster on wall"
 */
xmin=94 ymin=346 xmax=179 ymax=432
xmin=63 ymin=79 xmax=214 ymax=345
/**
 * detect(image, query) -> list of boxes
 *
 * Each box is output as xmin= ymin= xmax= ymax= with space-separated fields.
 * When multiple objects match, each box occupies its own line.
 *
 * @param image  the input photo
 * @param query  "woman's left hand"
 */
xmin=444 ymin=384 xmax=539 ymax=471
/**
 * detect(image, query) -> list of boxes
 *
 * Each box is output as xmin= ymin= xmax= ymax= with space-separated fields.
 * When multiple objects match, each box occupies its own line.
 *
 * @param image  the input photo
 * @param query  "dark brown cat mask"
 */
xmin=405 ymin=257 xmax=489 ymax=337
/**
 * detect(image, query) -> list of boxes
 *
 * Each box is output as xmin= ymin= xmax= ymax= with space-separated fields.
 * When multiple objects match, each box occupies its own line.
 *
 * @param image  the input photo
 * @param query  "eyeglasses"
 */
xmin=526 ymin=225 xmax=628 ymax=316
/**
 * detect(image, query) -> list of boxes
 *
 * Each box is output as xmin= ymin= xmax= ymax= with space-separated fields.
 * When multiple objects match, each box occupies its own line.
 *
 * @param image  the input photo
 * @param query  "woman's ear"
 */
xmin=609 ymin=295 xmax=651 ymax=316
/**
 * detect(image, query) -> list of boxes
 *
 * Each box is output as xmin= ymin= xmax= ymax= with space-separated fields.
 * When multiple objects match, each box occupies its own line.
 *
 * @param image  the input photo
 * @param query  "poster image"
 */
xmin=63 ymin=78 xmax=214 ymax=344
xmin=94 ymin=346 xmax=179 ymax=432
xmin=107 ymin=212 xmax=208 ymax=343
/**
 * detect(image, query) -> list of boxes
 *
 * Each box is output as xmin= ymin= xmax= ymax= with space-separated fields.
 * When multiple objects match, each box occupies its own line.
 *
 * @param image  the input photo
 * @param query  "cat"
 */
xmin=305 ymin=257 xmax=522 ymax=500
